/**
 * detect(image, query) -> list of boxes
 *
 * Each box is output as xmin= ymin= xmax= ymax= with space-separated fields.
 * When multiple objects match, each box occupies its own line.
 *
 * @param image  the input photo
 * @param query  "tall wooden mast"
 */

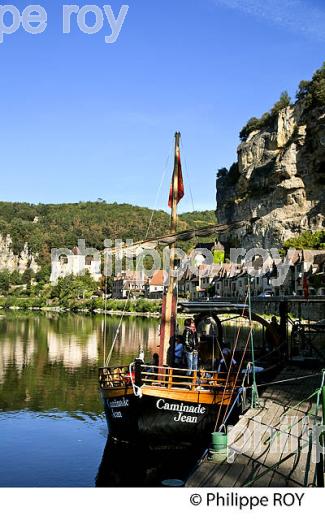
xmin=159 ymin=132 xmax=181 ymax=365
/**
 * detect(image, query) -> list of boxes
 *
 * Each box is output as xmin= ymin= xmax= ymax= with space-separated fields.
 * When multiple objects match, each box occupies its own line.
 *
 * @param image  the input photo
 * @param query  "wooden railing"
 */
xmin=140 ymin=365 xmax=238 ymax=391
xmin=99 ymin=366 xmax=131 ymax=389
xmin=99 ymin=364 xmax=240 ymax=391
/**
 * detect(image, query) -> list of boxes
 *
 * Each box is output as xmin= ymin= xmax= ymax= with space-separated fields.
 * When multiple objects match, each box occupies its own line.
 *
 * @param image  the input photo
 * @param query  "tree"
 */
xmin=239 ymin=113 xmax=273 ymax=141
xmin=213 ymin=250 xmax=225 ymax=264
xmin=313 ymin=77 xmax=325 ymax=106
xmin=0 ymin=270 xmax=10 ymax=295
xmin=271 ymin=91 xmax=291 ymax=116
xmin=295 ymin=62 xmax=325 ymax=108
xmin=283 ymin=231 xmax=325 ymax=250
xmin=35 ymin=264 xmax=51 ymax=284
xmin=240 ymin=92 xmax=291 ymax=141
xmin=296 ymin=80 xmax=312 ymax=102
xmin=240 ymin=117 xmax=260 ymax=141
xmin=22 ymin=268 xmax=34 ymax=285
xmin=10 ymin=270 xmax=22 ymax=285
xmin=50 ymin=273 xmax=99 ymax=306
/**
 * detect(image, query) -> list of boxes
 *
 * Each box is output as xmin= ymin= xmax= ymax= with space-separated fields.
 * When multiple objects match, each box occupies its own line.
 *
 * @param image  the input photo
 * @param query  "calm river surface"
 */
xmin=0 ymin=312 xmax=161 ymax=487
xmin=0 ymin=311 xmax=263 ymax=487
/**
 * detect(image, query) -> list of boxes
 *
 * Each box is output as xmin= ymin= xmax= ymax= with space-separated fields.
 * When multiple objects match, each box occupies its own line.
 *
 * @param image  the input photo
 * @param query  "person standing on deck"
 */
xmin=265 ymin=316 xmax=282 ymax=351
xmin=183 ymin=318 xmax=199 ymax=375
xmin=217 ymin=347 xmax=237 ymax=373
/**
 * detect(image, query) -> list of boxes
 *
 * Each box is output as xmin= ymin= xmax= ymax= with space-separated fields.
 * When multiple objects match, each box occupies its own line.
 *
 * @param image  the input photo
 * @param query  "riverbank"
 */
xmin=0 ymin=296 xmax=162 ymax=315
xmin=0 ymin=295 xmax=321 ymax=323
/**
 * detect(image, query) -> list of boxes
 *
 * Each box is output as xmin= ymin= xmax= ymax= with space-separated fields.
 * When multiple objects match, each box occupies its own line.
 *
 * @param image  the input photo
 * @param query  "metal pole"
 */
xmin=248 ymin=277 xmax=258 ymax=408
xmin=316 ymin=373 xmax=325 ymax=487
xmin=320 ymin=384 xmax=325 ymax=486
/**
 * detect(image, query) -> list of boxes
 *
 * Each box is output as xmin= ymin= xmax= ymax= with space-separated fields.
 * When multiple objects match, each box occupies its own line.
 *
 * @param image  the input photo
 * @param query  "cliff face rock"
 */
xmin=0 ymin=235 xmax=39 ymax=273
xmin=216 ymin=102 xmax=325 ymax=249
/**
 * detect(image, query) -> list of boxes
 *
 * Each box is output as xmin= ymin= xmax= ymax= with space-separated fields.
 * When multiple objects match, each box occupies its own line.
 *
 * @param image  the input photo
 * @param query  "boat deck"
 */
xmin=186 ymin=365 xmax=324 ymax=487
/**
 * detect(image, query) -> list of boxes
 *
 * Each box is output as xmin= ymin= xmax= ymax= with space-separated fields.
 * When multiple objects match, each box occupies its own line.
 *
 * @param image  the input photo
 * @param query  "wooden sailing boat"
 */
xmin=98 ymin=133 xmax=285 ymax=447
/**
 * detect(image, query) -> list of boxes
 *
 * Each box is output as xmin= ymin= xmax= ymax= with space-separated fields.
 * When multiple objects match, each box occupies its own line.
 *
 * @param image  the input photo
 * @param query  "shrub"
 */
xmin=240 ymin=92 xmax=291 ymax=141
xmin=0 ymin=270 xmax=10 ymax=295
xmin=283 ymin=230 xmax=325 ymax=250
xmin=270 ymin=91 xmax=291 ymax=116
xmin=296 ymin=62 xmax=325 ymax=109
xmin=239 ymin=111 xmax=275 ymax=141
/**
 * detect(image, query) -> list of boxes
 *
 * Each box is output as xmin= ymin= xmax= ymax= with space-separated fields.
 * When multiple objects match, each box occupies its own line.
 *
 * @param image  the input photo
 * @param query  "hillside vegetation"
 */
xmin=240 ymin=62 xmax=325 ymax=141
xmin=283 ymin=230 xmax=325 ymax=250
xmin=0 ymin=201 xmax=216 ymax=265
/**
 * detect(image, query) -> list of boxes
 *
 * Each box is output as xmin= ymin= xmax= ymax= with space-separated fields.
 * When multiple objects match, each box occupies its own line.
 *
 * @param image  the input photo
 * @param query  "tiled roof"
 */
xmin=149 ymin=270 xmax=166 ymax=286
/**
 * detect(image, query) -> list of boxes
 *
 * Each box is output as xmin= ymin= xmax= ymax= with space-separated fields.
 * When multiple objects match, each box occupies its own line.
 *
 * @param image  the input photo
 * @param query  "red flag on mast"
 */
xmin=168 ymin=144 xmax=184 ymax=208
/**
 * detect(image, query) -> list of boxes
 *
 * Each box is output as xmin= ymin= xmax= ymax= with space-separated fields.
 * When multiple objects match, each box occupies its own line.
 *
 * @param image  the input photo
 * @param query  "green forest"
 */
xmin=0 ymin=202 xmax=216 ymax=309
xmin=0 ymin=201 xmax=216 ymax=264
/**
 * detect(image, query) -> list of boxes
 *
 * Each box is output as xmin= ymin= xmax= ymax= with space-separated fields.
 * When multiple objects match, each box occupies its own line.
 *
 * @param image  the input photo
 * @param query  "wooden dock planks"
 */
xmin=186 ymin=366 xmax=323 ymax=487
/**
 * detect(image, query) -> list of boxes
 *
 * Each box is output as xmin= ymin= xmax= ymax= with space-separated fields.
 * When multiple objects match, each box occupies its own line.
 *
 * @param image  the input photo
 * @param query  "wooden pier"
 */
xmin=186 ymin=366 xmax=324 ymax=487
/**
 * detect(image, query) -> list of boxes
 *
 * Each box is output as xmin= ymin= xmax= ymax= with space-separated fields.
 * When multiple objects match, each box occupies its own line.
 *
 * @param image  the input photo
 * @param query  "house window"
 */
xmin=59 ymin=254 xmax=68 ymax=265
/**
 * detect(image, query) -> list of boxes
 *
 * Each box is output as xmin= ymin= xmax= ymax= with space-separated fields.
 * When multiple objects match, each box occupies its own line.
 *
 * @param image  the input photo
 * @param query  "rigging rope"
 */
xmin=242 ymin=380 xmax=324 ymax=487
xmin=222 ymin=388 xmax=243 ymax=429
xmin=105 ymin=288 xmax=132 ymax=366
xmin=180 ymin=135 xmax=195 ymax=213
xmin=102 ymin=141 xmax=174 ymax=367
xmin=214 ymin=293 xmax=249 ymax=429
xmin=129 ymin=361 xmax=143 ymax=398
xmin=218 ymin=329 xmax=252 ymax=429
xmin=145 ymin=143 xmax=173 ymax=240
xmin=255 ymin=372 xmax=324 ymax=389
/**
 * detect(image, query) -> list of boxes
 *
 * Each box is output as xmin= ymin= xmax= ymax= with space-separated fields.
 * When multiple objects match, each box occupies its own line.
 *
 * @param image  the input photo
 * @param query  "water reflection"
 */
xmin=0 ymin=313 xmax=269 ymax=414
xmin=47 ymin=330 xmax=98 ymax=367
xmin=0 ymin=312 xmax=160 ymax=414
xmin=0 ymin=311 xmax=266 ymax=487
xmin=96 ymin=438 xmax=204 ymax=487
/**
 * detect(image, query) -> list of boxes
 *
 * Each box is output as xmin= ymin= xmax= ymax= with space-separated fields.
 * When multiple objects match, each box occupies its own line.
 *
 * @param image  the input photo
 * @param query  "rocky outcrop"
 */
xmin=0 ymin=235 xmax=39 ymax=273
xmin=216 ymin=101 xmax=325 ymax=249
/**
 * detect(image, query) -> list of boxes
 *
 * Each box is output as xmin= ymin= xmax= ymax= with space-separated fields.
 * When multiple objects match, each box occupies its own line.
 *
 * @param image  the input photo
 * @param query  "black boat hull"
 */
xmin=102 ymin=391 xmax=236 ymax=447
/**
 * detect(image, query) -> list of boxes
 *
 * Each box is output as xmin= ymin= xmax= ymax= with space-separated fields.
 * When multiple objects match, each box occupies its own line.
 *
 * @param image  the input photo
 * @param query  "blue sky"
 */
xmin=0 ymin=0 xmax=324 ymax=211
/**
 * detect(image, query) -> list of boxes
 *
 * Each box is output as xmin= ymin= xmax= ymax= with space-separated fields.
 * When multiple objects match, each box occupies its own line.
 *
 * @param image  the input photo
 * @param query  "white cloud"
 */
xmin=214 ymin=0 xmax=325 ymax=41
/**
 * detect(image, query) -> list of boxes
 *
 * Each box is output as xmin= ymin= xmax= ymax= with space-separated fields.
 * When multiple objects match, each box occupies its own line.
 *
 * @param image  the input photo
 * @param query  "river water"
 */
xmin=0 ymin=311 xmax=265 ymax=487
xmin=0 ymin=312 xmax=162 ymax=487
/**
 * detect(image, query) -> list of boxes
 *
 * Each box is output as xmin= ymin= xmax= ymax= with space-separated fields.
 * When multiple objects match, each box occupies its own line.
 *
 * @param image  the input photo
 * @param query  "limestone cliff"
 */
xmin=216 ymin=101 xmax=325 ymax=249
xmin=0 ymin=235 xmax=39 ymax=273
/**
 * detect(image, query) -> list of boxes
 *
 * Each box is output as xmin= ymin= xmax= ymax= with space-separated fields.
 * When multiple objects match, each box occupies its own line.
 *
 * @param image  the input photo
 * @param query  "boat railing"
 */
xmin=99 ymin=364 xmax=240 ymax=391
xmin=140 ymin=364 xmax=238 ymax=391
xmin=99 ymin=366 xmax=132 ymax=389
